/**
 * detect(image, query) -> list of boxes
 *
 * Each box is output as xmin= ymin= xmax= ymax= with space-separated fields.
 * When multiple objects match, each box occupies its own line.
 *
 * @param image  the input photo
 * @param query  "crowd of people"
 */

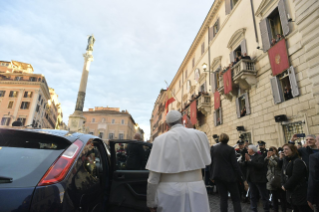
xmin=271 ymin=34 xmax=284 ymax=46
xmin=222 ymin=53 xmax=252 ymax=73
xmin=209 ymin=133 xmax=319 ymax=212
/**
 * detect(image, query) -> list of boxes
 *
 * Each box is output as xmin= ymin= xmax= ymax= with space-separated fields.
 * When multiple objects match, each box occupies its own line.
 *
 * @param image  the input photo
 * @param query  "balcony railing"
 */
xmin=232 ymin=59 xmax=257 ymax=89
xmin=197 ymin=94 xmax=211 ymax=115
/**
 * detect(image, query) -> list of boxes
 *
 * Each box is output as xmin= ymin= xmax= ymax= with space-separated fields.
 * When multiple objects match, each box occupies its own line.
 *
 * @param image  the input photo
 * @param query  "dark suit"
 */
xmin=210 ymin=143 xmax=243 ymax=212
xmin=308 ymin=152 xmax=319 ymax=208
xmin=244 ymin=153 xmax=269 ymax=212
xmin=298 ymin=146 xmax=315 ymax=169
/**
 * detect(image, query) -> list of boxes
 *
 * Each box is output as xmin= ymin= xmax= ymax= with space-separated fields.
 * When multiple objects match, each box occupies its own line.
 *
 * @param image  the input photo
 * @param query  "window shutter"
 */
xmin=270 ymin=77 xmax=284 ymax=104
xmin=259 ymin=19 xmax=271 ymax=52
xmin=219 ymin=107 xmax=223 ymax=125
xmin=236 ymin=98 xmax=241 ymax=118
xmin=288 ymin=66 xmax=299 ymax=97
xmin=214 ymin=111 xmax=217 ymax=126
xmin=278 ymin=0 xmax=290 ymax=36
xmin=244 ymin=93 xmax=251 ymax=115
xmin=229 ymin=51 xmax=235 ymax=63
xmin=216 ymin=18 xmax=220 ymax=33
xmin=225 ymin=0 xmax=232 ymax=15
xmin=213 ymin=25 xmax=216 ymax=38
xmin=241 ymin=39 xmax=247 ymax=55
xmin=209 ymin=27 xmax=214 ymax=41
xmin=204 ymin=81 xmax=207 ymax=92
xmin=212 ymin=72 xmax=217 ymax=93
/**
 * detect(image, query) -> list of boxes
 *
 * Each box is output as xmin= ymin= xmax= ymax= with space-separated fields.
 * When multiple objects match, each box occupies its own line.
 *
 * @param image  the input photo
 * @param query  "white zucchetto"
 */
xmin=166 ymin=110 xmax=182 ymax=124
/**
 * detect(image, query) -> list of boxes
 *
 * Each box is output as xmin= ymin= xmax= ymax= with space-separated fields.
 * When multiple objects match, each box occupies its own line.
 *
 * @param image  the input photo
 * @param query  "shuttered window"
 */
xmin=229 ymin=51 xmax=235 ymax=63
xmin=201 ymin=42 xmax=205 ymax=55
xmin=270 ymin=66 xmax=298 ymax=104
xmin=278 ymin=0 xmax=290 ymax=36
xmin=259 ymin=19 xmax=272 ymax=52
xmin=213 ymin=108 xmax=223 ymax=126
xmin=241 ymin=39 xmax=247 ymax=55
xmin=225 ymin=0 xmax=232 ymax=15
xmin=236 ymin=93 xmax=250 ymax=118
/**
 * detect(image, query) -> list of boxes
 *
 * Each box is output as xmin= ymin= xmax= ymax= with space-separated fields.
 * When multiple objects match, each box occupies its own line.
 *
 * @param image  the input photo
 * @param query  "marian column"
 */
xmin=68 ymin=35 xmax=95 ymax=132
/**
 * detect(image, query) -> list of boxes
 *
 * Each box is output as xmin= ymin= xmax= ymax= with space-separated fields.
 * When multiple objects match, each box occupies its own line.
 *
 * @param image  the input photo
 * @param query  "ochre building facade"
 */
xmin=151 ymin=0 xmax=319 ymax=147
xmin=0 ymin=60 xmax=63 ymax=129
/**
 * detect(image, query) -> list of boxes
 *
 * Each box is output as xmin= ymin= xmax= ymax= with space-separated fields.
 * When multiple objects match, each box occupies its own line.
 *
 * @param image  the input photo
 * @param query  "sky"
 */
xmin=0 ymin=0 xmax=214 ymax=140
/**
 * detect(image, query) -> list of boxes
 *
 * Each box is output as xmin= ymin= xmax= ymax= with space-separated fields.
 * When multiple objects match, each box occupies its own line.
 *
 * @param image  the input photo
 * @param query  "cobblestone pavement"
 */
xmin=208 ymin=193 xmax=292 ymax=212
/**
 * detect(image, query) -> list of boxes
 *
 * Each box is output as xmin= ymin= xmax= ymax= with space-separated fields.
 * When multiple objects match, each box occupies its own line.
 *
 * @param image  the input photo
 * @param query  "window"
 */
xmin=112 ymin=119 xmax=115 ymax=124
xmin=24 ymin=91 xmax=33 ymax=98
xmin=20 ymin=102 xmax=30 ymax=109
xmin=41 ymin=99 xmax=43 ymax=105
xmin=185 ymin=70 xmax=187 ymax=79
xmin=89 ymin=132 xmax=94 ymax=135
xmin=29 ymin=77 xmax=36 ymax=81
xmin=270 ymin=67 xmax=299 ymax=104
xmin=15 ymin=76 xmax=22 ymax=81
xmin=186 ymin=80 xmax=191 ymax=92
xmin=283 ymin=122 xmax=303 ymax=143
xmin=229 ymin=39 xmax=247 ymax=63
xmin=8 ymin=101 xmax=14 ymax=109
xmin=259 ymin=0 xmax=290 ymax=52
xmin=9 ymin=91 xmax=18 ymax=97
xmin=1 ymin=117 xmax=11 ymax=126
xmin=92 ymin=118 xmax=95 ymax=123
xmin=0 ymin=91 xmax=5 ymax=97
xmin=36 ymin=105 xmax=40 ymax=112
xmin=121 ymin=119 xmax=124 ymax=125
xmin=236 ymin=93 xmax=251 ymax=118
xmin=38 ymin=95 xmax=42 ymax=101
xmin=99 ymin=132 xmax=104 ymax=138
xmin=214 ymin=108 xmax=223 ymax=126
xmin=109 ymin=133 xmax=114 ymax=139
xmin=225 ymin=0 xmax=239 ymax=14
xmin=18 ymin=117 xmax=26 ymax=126
xmin=240 ymin=132 xmax=252 ymax=144
xmin=119 ymin=133 xmax=124 ymax=139
xmin=200 ymin=82 xmax=207 ymax=92
xmin=192 ymin=58 xmax=195 ymax=68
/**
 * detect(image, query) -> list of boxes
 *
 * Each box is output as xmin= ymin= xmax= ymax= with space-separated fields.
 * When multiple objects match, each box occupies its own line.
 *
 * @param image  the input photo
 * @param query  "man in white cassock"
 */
xmin=146 ymin=110 xmax=211 ymax=212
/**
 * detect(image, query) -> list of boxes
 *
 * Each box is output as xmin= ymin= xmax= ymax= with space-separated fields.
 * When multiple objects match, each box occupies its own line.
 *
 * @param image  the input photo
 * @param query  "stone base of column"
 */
xmin=68 ymin=111 xmax=86 ymax=132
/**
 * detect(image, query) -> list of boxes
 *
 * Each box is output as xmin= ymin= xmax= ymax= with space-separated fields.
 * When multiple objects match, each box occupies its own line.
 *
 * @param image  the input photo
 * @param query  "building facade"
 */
xmin=0 ymin=60 xmax=63 ymax=129
xmin=151 ymin=0 xmax=319 ymax=147
xmin=83 ymin=107 xmax=141 ymax=143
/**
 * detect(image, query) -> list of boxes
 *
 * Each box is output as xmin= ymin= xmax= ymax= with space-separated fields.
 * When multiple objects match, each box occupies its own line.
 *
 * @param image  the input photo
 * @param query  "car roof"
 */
xmin=0 ymin=127 xmax=99 ymax=144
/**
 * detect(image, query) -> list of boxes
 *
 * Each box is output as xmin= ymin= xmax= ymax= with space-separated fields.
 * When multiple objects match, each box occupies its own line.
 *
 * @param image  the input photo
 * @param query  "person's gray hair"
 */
xmin=248 ymin=145 xmax=258 ymax=153
xmin=306 ymin=134 xmax=316 ymax=139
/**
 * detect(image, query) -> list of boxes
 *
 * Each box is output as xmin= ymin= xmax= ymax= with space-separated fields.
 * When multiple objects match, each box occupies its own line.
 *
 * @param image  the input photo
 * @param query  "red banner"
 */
xmin=214 ymin=91 xmax=220 ymax=110
xmin=268 ymin=39 xmax=290 ymax=76
xmin=165 ymin=97 xmax=175 ymax=113
xmin=223 ymin=68 xmax=232 ymax=94
xmin=190 ymin=100 xmax=197 ymax=125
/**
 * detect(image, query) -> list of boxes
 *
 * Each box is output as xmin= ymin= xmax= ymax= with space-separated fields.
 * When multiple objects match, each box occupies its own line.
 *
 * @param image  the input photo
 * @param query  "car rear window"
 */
xmin=0 ymin=129 xmax=71 ymax=188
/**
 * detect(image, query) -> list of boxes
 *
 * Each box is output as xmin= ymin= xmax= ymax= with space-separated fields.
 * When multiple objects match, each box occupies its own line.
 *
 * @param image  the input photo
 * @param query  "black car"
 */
xmin=0 ymin=127 xmax=152 ymax=212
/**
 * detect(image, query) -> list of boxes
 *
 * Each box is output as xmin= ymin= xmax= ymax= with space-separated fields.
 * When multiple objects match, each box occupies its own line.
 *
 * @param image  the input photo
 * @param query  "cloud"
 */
xmin=0 ymin=0 xmax=214 ymax=140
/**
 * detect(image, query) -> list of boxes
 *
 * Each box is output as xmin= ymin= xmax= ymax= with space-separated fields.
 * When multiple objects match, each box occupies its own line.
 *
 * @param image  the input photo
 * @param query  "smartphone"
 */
xmin=296 ymin=133 xmax=305 ymax=138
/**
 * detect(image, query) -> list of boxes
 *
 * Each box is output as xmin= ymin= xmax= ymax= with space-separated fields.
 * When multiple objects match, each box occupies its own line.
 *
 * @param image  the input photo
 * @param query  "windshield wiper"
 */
xmin=0 ymin=176 xmax=13 ymax=183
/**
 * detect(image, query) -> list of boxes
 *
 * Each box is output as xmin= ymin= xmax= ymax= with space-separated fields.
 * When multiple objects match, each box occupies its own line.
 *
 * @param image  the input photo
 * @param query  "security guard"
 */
xmin=257 ymin=140 xmax=268 ymax=158
xmin=235 ymin=140 xmax=245 ymax=154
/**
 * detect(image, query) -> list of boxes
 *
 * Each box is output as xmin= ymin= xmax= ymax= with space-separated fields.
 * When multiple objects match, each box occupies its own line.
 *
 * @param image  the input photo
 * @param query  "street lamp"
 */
xmin=202 ymin=63 xmax=207 ymax=72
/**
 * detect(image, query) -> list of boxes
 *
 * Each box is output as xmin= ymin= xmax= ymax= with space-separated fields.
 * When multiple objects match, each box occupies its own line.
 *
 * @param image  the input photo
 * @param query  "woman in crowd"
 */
xmin=281 ymin=144 xmax=310 ymax=211
xmin=265 ymin=146 xmax=286 ymax=212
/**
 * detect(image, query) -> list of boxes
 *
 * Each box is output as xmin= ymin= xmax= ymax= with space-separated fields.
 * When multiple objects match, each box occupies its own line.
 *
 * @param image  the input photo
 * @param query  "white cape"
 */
xmin=146 ymin=124 xmax=211 ymax=173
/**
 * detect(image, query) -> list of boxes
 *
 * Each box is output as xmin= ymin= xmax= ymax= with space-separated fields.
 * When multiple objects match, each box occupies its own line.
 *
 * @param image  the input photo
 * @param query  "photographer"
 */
xmin=265 ymin=147 xmax=287 ymax=212
xmin=281 ymin=144 xmax=310 ymax=211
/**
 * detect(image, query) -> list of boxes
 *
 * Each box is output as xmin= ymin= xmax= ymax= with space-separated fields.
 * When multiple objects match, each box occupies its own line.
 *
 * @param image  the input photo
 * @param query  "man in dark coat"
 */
xmin=210 ymin=133 xmax=243 ymax=212
xmin=257 ymin=140 xmax=268 ymax=158
xmin=291 ymin=134 xmax=319 ymax=168
xmin=307 ymin=136 xmax=319 ymax=211
xmin=243 ymin=145 xmax=270 ymax=212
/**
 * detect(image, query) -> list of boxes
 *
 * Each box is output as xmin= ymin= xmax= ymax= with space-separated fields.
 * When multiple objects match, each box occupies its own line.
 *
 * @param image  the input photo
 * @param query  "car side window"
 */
xmin=84 ymin=143 xmax=103 ymax=179
xmin=115 ymin=142 xmax=151 ymax=170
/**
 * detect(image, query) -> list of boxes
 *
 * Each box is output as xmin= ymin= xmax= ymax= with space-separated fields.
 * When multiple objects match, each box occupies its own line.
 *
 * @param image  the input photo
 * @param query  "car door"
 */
xmin=108 ymin=140 xmax=152 ymax=212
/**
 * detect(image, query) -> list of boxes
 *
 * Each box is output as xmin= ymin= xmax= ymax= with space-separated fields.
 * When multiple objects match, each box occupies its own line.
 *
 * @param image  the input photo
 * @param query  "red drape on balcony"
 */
xmin=223 ymin=68 xmax=232 ymax=94
xmin=190 ymin=100 xmax=197 ymax=125
xmin=268 ymin=39 xmax=290 ymax=76
xmin=214 ymin=91 xmax=220 ymax=110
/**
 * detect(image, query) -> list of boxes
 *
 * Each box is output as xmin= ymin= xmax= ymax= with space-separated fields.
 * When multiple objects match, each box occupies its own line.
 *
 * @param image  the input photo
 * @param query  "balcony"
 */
xmin=197 ymin=93 xmax=211 ymax=116
xmin=232 ymin=59 xmax=257 ymax=90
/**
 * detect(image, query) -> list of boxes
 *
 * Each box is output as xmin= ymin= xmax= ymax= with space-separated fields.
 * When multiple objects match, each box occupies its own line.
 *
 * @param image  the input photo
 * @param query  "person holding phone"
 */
xmin=265 ymin=147 xmax=287 ymax=212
